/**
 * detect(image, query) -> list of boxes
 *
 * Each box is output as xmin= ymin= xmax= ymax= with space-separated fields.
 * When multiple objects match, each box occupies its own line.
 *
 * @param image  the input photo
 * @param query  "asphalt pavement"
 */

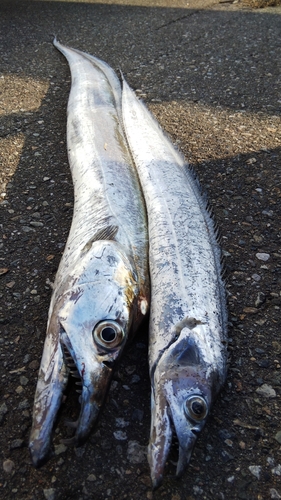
xmin=0 ymin=1 xmax=280 ymax=499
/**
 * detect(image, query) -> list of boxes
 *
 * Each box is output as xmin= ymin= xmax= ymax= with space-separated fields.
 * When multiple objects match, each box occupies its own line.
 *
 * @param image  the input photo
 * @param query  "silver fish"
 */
xmin=122 ymin=80 xmax=228 ymax=488
xmin=29 ymin=41 xmax=150 ymax=467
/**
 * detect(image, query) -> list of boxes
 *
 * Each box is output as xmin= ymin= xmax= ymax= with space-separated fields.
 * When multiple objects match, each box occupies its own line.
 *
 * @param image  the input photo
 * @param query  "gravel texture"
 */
xmin=0 ymin=1 xmax=281 ymax=499
xmin=242 ymin=0 xmax=281 ymax=8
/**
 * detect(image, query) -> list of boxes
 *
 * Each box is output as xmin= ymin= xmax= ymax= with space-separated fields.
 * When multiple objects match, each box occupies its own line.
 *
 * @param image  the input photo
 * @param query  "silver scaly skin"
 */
xmin=122 ymin=79 xmax=228 ymax=488
xmin=29 ymin=41 xmax=150 ymax=467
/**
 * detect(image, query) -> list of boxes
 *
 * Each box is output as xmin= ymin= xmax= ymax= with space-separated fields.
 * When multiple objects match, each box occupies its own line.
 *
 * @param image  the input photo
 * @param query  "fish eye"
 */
xmin=184 ymin=395 xmax=208 ymax=421
xmin=93 ymin=320 xmax=124 ymax=349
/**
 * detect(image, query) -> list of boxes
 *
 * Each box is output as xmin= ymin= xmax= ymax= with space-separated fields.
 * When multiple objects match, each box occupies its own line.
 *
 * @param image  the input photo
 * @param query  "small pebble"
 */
xmin=256 ymin=359 xmax=270 ymax=368
xmin=227 ymin=476 xmax=235 ymax=483
xmin=10 ymin=439 xmax=24 ymax=449
xmin=30 ymin=221 xmax=43 ymax=227
xmin=0 ymin=402 xmax=8 ymax=424
xmin=262 ymin=209 xmax=273 ymax=217
xmin=239 ymin=441 xmax=246 ymax=450
xmin=3 ymin=459 xmax=15 ymax=473
xmin=18 ymin=399 xmax=30 ymax=410
xmin=74 ymin=446 xmax=85 ymax=458
xmin=15 ymin=385 xmax=23 ymax=394
xmin=87 ymin=474 xmax=97 ymax=482
xmin=22 ymin=226 xmax=34 ymax=232
xmin=193 ymin=485 xmax=203 ymax=495
xmin=43 ymin=488 xmax=56 ymax=500
xmin=113 ymin=431 xmax=127 ymax=440
xmin=220 ymin=450 xmax=234 ymax=462
xmin=29 ymin=360 xmax=39 ymax=370
xmin=20 ymin=376 xmax=29 ymax=386
xmin=218 ymin=429 xmax=236 ymax=441
xmin=247 ymin=157 xmax=257 ymax=164
xmin=109 ymin=380 xmax=118 ymax=392
xmin=255 ymin=348 xmax=265 ymax=355
xmin=115 ymin=418 xmax=129 ymax=428
xmin=256 ymin=252 xmax=270 ymax=261
xmin=270 ymin=489 xmax=281 ymax=499
xmin=54 ymin=444 xmax=67 ymax=455
xmin=256 ymin=384 xmax=276 ymax=398
xmin=127 ymin=441 xmax=147 ymax=464
xmin=249 ymin=465 xmax=262 ymax=479
xmin=275 ymin=431 xmax=281 ymax=444
xmin=272 ymin=465 xmax=281 ymax=476
xmin=252 ymin=274 xmax=261 ymax=282
xmin=225 ymin=439 xmax=233 ymax=447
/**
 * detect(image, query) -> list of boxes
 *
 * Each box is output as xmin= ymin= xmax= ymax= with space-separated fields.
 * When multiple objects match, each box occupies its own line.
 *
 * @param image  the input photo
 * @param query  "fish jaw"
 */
xmin=148 ymin=333 xmax=217 ymax=488
xmin=29 ymin=332 xmax=69 ymax=467
xmin=75 ymin=366 xmax=112 ymax=445
xmin=148 ymin=385 xmax=173 ymax=489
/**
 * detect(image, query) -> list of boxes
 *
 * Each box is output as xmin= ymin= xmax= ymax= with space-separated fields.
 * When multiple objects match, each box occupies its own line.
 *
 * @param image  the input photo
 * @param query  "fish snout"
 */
xmin=29 ymin=432 xmax=54 ymax=468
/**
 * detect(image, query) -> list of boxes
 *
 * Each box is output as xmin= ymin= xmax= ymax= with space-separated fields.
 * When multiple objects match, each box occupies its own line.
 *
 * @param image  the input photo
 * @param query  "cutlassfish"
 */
xmin=122 ymin=80 xmax=228 ymax=487
xmin=29 ymin=40 xmax=150 ymax=467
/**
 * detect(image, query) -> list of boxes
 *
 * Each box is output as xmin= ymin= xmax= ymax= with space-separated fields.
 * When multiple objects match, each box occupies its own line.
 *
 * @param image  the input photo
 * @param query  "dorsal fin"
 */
xmin=81 ymin=225 xmax=118 ymax=254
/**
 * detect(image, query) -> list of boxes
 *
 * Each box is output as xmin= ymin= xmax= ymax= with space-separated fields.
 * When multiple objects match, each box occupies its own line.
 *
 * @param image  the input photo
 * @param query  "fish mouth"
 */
xmin=29 ymin=354 xmax=68 ymax=467
xmin=29 ymin=328 xmax=119 ymax=468
xmin=60 ymin=339 xmax=113 ymax=446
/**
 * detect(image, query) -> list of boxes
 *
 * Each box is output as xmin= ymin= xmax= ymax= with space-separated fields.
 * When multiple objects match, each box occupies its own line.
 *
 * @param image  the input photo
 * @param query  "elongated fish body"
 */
xmin=29 ymin=41 xmax=150 ymax=467
xmin=122 ymin=81 xmax=227 ymax=487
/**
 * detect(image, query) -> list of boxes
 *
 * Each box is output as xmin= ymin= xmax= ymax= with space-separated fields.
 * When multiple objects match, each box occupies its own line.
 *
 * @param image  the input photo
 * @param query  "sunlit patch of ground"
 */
xmin=0 ymin=75 xmax=49 ymax=115
xmin=150 ymin=101 xmax=281 ymax=164
xmin=0 ymin=75 xmax=49 ymax=197
xmin=0 ymin=134 xmax=25 ymax=197
xmin=242 ymin=0 xmax=281 ymax=7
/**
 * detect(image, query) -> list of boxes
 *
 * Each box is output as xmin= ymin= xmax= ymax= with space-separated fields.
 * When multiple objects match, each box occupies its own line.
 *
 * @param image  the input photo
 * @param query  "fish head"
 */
xmin=148 ymin=332 xmax=219 ymax=488
xmin=30 ymin=240 xmax=139 ymax=466
xmin=58 ymin=240 xmax=139 ymax=443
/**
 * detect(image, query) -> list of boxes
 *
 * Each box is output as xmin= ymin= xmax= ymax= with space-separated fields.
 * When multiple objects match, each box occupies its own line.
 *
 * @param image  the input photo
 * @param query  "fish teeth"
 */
xmin=60 ymin=437 xmax=77 ymax=446
xmin=65 ymin=361 xmax=76 ymax=368
xmin=64 ymin=420 xmax=79 ymax=429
